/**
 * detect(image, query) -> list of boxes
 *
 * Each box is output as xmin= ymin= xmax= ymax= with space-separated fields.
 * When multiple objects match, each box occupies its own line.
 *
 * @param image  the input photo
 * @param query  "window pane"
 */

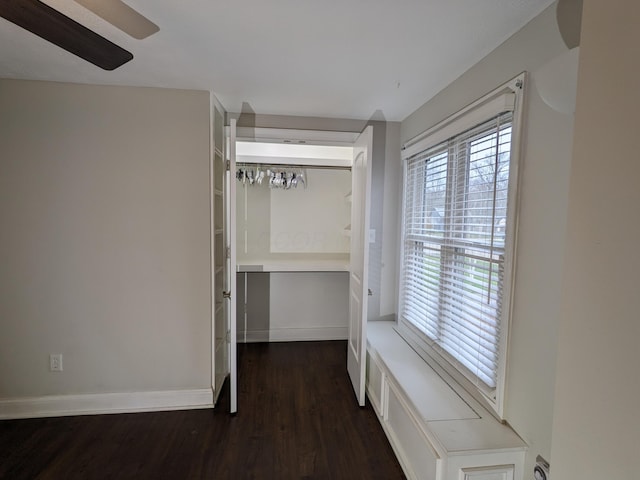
xmin=423 ymin=151 xmax=448 ymax=239
xmin=440 ymin=249 xmax=502 ymax=388
xmin=402 ymin=240 xmax=442 ymax=339
xmin=400 ymin=112 xmax=513 ymax=392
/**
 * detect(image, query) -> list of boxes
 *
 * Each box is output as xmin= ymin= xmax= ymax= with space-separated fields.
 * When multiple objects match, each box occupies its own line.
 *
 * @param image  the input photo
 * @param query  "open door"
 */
xmin=212 ymin=106 xmax=228 ymax=405
xmin=225 ymin=118 xmax=238 ymax=413
xmin=347 ymin=126 xmax=373 ymax=406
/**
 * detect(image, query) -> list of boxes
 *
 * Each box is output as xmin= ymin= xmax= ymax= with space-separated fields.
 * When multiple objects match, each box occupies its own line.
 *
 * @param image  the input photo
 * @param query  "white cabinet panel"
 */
xmin=386 ymin=382 xmax=440 ymax=480
xmin=366 ymin=322 xmax=526 ymax=480
xmin=366 ymin=351 xmax=384 ymax=417
xmin=462 ymin=466 xmax=514 ymax=480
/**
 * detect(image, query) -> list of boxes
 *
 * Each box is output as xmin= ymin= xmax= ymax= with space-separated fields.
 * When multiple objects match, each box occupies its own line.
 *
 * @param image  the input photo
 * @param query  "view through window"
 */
xmin=400 ymin=111 xmax=513 ymax=395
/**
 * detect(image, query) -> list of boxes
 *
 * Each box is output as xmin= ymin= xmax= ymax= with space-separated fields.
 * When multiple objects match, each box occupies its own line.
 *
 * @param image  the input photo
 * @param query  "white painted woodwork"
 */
xmin=0 ymin=389 xmax=214 ymax=420
xmin=461 ymin=466 xmax=514 ymax=480
xmin=386 ymin=381 xmax=441 ymax=479
xmin=227 ymin=119 xmax=238 ymax=413
xmin=347 ymin=126 xmax=373 ymax=406
xmin=366 ymin=321 xmax=526 ymax=480
xmin=212 ymin=103 xmax=228 ymax=404
xmin=365 ymin=352 xmax=383 ymax=416
xmin=236 ymin=259 xmax=349 ymax=272
xmin=236 ymin=141 xmax=353 ymax=163
xmin=234 ymin=128 xmax=359 ymax=146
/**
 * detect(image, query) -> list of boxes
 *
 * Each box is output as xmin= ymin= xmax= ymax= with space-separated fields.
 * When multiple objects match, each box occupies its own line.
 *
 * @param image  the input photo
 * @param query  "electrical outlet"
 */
xmin=50 ymin=354 xmax=63 ymax=372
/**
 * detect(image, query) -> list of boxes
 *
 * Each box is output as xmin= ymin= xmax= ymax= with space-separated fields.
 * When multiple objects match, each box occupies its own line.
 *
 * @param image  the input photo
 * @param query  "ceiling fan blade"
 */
xmin=0 ymin=0 xmax=133 ymax=71
xmin=74 ymin=0 xmax=159 ymax=40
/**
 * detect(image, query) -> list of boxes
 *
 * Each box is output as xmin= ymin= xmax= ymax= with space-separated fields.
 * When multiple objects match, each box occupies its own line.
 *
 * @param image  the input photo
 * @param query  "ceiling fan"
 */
xmin=0 ymin=0 xmax=159 ymax=71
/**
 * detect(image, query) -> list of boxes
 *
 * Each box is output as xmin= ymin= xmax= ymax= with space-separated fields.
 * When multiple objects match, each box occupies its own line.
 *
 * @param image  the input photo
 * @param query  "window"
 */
xmin=398 ymin=80 xmax=522 ymax=416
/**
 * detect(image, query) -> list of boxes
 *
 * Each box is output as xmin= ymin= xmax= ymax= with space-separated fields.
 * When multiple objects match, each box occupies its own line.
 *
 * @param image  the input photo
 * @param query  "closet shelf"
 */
xmin=237 ymin=258 xmax=349 ymax=272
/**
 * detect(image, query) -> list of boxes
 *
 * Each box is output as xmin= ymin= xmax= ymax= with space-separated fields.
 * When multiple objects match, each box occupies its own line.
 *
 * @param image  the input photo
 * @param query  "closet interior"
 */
xmin=234 ymin=135 xmax=358 ymax=343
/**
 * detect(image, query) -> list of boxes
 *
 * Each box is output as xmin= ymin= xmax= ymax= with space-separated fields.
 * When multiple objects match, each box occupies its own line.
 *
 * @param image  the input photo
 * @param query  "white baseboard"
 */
xmin=0 ymin=388 xmax=214 ymax=420
xmin=374 ymin=314 xmax=396 ymax=323
xmin=241 ymin=329 xmax=270 ymax=343
xmin=238 ymin=326 xmax=348 ymax=343
xmin=269 ymin=326 xmax=347 ymax=342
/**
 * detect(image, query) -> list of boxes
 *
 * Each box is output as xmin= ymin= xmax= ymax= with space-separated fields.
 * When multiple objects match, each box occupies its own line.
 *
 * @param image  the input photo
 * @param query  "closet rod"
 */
xmin=236 ymin=162 xmax=351 ymax=171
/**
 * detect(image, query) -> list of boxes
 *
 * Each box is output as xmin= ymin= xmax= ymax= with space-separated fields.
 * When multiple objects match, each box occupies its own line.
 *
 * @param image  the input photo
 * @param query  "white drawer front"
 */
xmin=385 ymin=383 xmax=440 ymax=480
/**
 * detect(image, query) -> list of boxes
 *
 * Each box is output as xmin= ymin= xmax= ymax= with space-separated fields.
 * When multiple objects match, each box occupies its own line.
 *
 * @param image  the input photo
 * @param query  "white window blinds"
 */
xmin=400 ymin=111 xmax=513 ymax=393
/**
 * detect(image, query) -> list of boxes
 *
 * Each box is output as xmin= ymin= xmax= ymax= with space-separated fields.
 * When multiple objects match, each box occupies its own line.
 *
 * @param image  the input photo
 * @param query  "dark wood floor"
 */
xmin=0 ymin=341 xmax=405 ymax=479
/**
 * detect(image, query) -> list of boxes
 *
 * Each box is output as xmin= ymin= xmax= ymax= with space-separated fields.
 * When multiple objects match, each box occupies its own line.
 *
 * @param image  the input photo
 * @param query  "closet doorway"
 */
xmin=225 ymin=121 xmax=372 ymax=412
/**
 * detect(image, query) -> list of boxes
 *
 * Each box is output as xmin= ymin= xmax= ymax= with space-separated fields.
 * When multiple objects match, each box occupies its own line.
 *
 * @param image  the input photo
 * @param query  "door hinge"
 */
xmin=226 ymin=329 xmax=231 ymax=343
xmin=226 ymin=160 xmax=230 ymax=171
xmin=226 ymin=246 xmax=231 ymax=259
xmin=368 ymin=288 xmax=373 ymax=296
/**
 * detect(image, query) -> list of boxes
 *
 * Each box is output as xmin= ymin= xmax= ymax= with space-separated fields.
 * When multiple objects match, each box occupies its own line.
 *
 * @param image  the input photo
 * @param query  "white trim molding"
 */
xmin=228 ymin=127 xmax=359 ymax=146
xmin=402 ymin=74 xmax=522 ymax=160
xmin=0 ymin=388 xmax=214 ymax=420
xmin=269 ymin=326 xmax=347 ymax=342
xmin=238 ymin=326 xmax=348 ymax=343
xmin=396 ymin=72 xmax=527 ymax=420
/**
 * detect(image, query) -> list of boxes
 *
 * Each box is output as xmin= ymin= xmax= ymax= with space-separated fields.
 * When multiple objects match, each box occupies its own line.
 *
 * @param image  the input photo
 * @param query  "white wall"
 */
xmin=379 ymin=122 xmax=401 ymax=319
xmin=235 ymin=166 xmax=351 ymax=342
xmin=0 ymin=80 xmax=212 ymax=400
xmin=551 ymin=1 xmax=640 ymax=478
xmin=268 ymin=272 xmax=350 ymax=341
xmin=401 ymin=4 xmax=575 ymax=475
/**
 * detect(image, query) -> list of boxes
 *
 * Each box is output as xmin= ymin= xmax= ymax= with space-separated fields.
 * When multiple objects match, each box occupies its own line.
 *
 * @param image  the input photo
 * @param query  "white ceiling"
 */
xmin=0 ymin=0 xmax=555 ymax=121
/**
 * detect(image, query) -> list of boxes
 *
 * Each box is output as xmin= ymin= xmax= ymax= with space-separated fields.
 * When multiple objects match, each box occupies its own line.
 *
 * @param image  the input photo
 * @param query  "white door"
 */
xmin=347 ymin=126 xmax=373 ymax=406
xmin=212 ymin=106 xmax=228 ymax=404
xmin=225 ymin=118 xmax=238 ymax=413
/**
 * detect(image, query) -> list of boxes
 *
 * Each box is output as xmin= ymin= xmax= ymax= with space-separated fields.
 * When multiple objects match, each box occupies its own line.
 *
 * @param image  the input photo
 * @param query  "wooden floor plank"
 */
xmin=0 ymin=341 xmax=405 ymax=479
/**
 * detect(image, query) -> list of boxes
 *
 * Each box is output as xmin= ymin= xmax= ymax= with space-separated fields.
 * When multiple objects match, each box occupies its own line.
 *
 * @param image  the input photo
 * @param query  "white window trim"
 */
xmin=397 ymin=73 xmax=526 ymax=420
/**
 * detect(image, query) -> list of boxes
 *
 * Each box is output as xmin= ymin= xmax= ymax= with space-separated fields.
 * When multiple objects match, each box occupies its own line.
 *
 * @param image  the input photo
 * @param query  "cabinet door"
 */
xmin=347 ymin=126 xmax=373 ymax=406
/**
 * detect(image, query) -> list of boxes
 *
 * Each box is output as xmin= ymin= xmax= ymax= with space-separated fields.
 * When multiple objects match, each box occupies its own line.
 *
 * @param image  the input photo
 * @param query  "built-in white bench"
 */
xmin=366 ymin=321 xmax=527 ymax=480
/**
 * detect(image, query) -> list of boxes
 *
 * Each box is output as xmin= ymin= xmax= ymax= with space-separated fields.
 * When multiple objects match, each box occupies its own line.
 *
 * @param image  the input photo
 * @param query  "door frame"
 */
xmin=221 ymin=123 xmax=373 ymax=412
